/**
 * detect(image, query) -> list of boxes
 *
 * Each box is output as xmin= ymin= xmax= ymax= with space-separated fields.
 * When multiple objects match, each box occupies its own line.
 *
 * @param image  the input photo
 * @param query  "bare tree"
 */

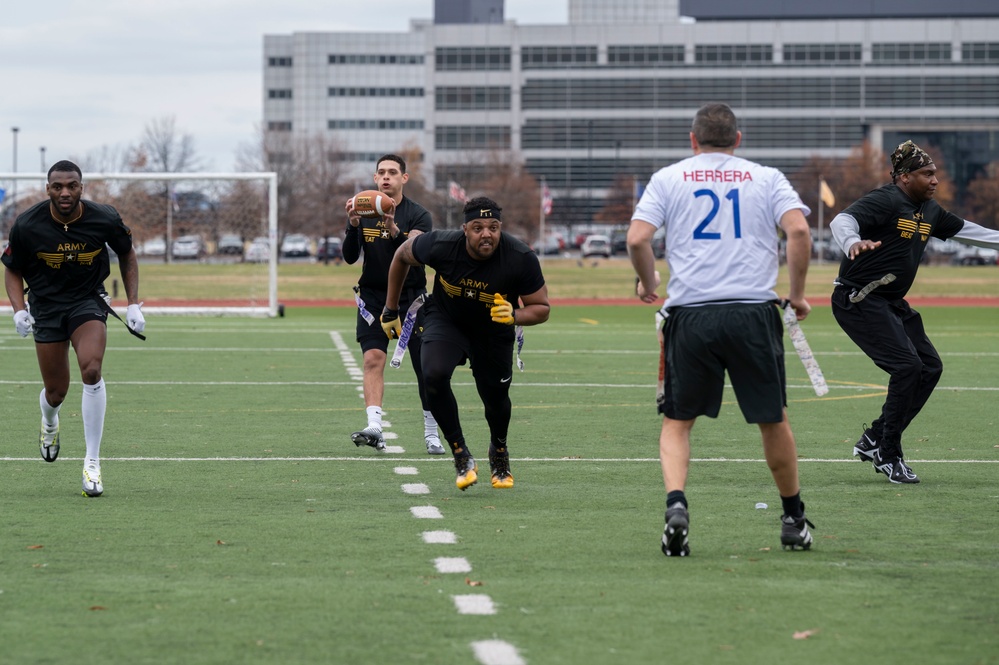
xmin=965 ymin=162 xmax=999 ymax=230
xmin=137 ymin=116 xmax=201 ymax=173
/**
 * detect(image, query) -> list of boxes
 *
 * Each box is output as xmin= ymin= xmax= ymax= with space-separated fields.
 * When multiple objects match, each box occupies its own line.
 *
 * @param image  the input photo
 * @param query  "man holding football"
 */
xmin=3 ymin=160 xmax=145 ymax=497
xmin=342 ymin=154 xmax=444 ymax=455
xmin=380 ymin=196 xmax=550 ymax=491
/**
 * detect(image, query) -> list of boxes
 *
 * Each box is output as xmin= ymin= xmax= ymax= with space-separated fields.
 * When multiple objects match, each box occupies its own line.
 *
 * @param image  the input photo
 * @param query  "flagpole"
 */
xmin=539 ymin=178 xmax=546 ymax=265
xmin=816 ymin=179 xmax=824 ymax=265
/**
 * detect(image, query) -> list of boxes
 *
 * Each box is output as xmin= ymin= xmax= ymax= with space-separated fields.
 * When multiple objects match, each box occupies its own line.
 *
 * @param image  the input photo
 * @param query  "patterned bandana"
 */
xmin=890 ymin=140 xmax=933 ymax=177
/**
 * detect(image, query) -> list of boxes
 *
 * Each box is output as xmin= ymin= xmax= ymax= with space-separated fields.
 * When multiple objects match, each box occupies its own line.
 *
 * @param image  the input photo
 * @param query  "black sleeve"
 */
xmin=342 ymin=224 xmax=361 ymax=264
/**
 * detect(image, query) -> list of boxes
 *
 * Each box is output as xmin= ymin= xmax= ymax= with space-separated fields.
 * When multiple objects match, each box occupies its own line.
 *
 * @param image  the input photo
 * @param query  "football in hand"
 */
xmin=352 ymin=190 xmax=395 ymax=218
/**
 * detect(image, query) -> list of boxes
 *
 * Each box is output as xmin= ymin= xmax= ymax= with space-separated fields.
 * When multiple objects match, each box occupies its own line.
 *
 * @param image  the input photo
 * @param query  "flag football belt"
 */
xmin=389 ymin=294 xmax=426 ymax=368
xmin=94 ymin=293 xmax=146 ymax=340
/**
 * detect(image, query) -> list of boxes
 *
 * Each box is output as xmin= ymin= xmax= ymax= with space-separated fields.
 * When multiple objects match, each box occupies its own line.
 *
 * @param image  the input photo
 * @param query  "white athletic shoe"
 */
xmin=39 ymin=421 xmax=60 ymax=462
xmin=425 ymin=434 xmax=446 ymax=455
xmin=82 ymin=458 xmax=104 ymax=497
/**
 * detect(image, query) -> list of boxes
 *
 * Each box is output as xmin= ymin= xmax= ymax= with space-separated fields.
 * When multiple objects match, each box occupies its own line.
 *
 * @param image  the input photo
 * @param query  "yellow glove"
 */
xmin=380 ymin=309 xmax=402 ymax=339
xmin=490 ymin=294 xmax=515 ymax=325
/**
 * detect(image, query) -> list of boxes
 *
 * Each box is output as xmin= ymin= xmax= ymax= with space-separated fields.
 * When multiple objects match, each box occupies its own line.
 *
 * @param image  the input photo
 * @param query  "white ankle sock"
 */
xmin=423 ymin=410 xmax=438 ymax=437
xmin=82 ymin=379 xmax=106 ymax=460
xmin=366 ymin=405 xmax=383 ymax=430
xmin=40 ymin=389 xmax=60 ymax=429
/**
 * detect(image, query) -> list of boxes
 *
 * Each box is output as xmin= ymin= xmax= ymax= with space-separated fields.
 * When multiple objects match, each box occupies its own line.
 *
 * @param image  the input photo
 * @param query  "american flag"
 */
xmin=448 ymin=180 xmax=467 ymax=203
xmin=542 ymin=183 xmax=553 ymax=216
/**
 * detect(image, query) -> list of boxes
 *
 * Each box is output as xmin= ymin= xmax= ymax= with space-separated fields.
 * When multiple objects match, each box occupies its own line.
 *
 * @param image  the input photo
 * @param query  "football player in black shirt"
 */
xmin=830 ymin=141 xmax=999 ymax=483
xmin=2 ymin=160 xmax=145 ymax=497
xmin=380 ymin=196 xmax=550 ymax=491
xmin=343 ymin=154 xmax=443 ymax=455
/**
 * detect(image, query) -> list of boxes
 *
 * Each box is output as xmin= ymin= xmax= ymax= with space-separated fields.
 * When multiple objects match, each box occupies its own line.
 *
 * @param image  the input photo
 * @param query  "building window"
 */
xmin=328 ymin=120 xmax=424 ymax=130
xmin=872 ymin=43 xmax=951 ymax=63
xmin=435 ymin=126 xmax=511 ymax=150
xmin=695 ymin=44 xmax=773 ymax=66
xmin=268 ymin=56 xmax=293 ymax=67
xmin=267 ymin=121 xmax=292 ymax=131
xmin=962 ymin=42 xmax=999 ymax=62
xmin=521 ymin=46 xmax=598 ymax=69
xmin=435 ymin=47 xmax=511 ymax=71
xmin=607 ymin=45 xmax=685 ymax=68
xmin=268 ymin=89 xmax=293 ymax=99
xmin=783 ymin=43 xmax=862 ymax=64
xmin=328 ymin=87 xmax=425 ymax=97
xmin=328 ymin=53 xmax=424 ymax=65
xmin=435 ymin=86 xmax=511 ymax=111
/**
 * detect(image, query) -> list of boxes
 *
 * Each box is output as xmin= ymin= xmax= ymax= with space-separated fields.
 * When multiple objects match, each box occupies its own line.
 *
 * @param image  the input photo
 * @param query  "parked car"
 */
xmin=280 ymin=233 xmax=311 ymax=258
xmin=244 ymin=237 xmax=270 ymax=263
xmin=139 ymin=237 xmax=167 ymax=257
xmin=610 ymin=228 xmax=628 ymax=255
xmin=532 ymin=235 xmax=562 ymax=256
xmin=171 ymin=235 xmax=204 ymax=260
xmin=580 ymin=234 xmax=612 ymax=258
xmin=216 ymin=233 xmax=244 ymax=255
xmin=951 ymin=245 xmax=999 ymax=266
xmin=316 ymin=236 xmax=343 ymax=262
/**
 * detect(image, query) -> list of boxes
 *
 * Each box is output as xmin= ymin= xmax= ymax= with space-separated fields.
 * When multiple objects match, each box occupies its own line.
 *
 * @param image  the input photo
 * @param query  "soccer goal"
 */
xmin=0 ymin=172 xmax=279 ymax=317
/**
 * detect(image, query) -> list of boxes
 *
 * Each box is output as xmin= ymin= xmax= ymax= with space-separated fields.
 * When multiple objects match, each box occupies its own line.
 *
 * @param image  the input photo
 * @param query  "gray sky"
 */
xmin=0 ymin=1 xmax=568 ymax=174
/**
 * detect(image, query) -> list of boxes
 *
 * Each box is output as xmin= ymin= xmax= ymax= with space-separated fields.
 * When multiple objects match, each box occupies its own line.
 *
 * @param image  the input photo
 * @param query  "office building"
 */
xmin=263 ymin=0 xmax=999 ymax=224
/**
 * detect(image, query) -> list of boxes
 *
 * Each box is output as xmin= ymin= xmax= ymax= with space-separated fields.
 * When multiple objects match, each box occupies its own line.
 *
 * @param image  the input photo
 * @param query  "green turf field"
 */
xmin=1 ymin=304 xmax=997 ymax=664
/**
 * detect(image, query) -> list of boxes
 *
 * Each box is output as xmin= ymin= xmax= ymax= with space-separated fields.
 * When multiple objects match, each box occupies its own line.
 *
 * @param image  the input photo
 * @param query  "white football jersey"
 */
xmin=634 ymin=152 xmax=809 ymax=308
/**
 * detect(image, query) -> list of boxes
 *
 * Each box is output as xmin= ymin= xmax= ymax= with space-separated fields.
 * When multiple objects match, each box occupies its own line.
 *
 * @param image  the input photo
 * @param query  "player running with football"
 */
xmin=628 ymin=103 xmax=815 ymax=556
xmin=380 ymin=197 xmax=550 ymax=490
xmin=342 ymin=154 xmax=444 ymax=455
xmin=3 ymin=160 xmax=145 ymax=497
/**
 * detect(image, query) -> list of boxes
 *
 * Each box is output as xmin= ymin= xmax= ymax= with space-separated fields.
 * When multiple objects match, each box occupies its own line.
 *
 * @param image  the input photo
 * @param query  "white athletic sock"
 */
xmin=423 ymin=410 xmax=439 ymax=437
xmin=81 ymin=379 xmax=106 ymax=461
xmin=39 ymin=388 xmax=60 ymax=429
xmin=366 ymin=405 xmax=383 ymax=431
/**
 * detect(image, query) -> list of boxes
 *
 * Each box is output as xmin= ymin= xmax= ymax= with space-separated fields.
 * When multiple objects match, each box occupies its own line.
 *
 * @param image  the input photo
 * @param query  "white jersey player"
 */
xmin=634 ymin=151 xmax=810 ymax=308
xmin=627 ymin=102 xmax=815 ymax=558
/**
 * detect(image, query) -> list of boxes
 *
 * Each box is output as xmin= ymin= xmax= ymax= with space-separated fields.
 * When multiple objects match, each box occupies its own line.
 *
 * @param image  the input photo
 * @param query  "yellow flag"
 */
xmin=819 ymin=179 xmax=835 ymax=208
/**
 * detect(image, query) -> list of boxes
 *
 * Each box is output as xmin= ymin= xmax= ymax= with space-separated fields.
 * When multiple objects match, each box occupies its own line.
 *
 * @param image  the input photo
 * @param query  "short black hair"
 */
xmin=376 ymin=154 xmax=407 ymax=174
xmin=691 ymin=103 xmax=739 ymax=148
xmin=463 ymin=196 xmax=501 ymax=216
xmin=47 ymin=160 xmax=82 ymax=181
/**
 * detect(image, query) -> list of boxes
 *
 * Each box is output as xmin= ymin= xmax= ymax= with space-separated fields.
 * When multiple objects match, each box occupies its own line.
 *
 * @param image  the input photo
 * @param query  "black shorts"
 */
xmin=29 ymin=296 xmax=108 ymax=344
xmin=422 ymin=311 xmax=514 ymax=378
xmin=661 ymin=302 xmax=786 ymax=423
xmin=355 ymin=286 xmax=425 ymax=354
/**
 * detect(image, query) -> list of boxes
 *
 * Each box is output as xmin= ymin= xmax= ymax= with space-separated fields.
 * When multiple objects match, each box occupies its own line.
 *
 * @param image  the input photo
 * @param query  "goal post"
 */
xmin=0 ymin=171 xmax=280 ymax=317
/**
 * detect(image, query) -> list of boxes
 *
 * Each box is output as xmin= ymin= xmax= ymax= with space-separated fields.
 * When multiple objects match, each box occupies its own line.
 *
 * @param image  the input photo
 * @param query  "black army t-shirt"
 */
xmin=2 ymin=199 xmax=133 ymax=306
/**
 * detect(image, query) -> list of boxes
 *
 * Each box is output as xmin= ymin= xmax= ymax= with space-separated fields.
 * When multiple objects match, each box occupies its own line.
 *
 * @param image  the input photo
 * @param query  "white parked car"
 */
xmin=580 ymin=234 xmax=612 ymax=258
xmin=139 ymin=237 xmax=167 ymax=257
xmin=280 ymin=233 xmax=311 ymax=258
xmin=171 ymin=235 xmax=205 ymax=260
xmin=244 ymin=237 xmax=270 ymax=263
xmin=951 ymin=245 xmax=999 ymax=266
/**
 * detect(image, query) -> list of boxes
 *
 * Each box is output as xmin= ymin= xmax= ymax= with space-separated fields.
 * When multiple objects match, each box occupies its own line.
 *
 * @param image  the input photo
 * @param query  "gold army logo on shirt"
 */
xmin=439 ymin=276 xmax=497 ymax=305
xmin=896 ymin=217 xmax=931 ymax=241
xmin=36 ymin=245 xmax=103 ymax=269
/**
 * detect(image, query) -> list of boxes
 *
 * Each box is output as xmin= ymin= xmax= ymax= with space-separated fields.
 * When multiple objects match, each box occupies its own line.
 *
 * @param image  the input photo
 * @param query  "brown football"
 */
xmin=352 ymin=190 xmax=395 ymax=218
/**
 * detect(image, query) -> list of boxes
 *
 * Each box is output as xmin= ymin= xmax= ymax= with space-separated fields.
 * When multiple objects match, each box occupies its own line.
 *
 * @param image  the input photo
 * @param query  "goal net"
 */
xmin=0 ymin=172 xmax=279 ymax=317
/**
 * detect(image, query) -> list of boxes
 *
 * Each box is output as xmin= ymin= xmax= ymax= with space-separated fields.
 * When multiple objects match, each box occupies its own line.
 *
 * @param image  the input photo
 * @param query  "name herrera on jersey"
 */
xmin=683 ymin=170 xmax=754 ymax=183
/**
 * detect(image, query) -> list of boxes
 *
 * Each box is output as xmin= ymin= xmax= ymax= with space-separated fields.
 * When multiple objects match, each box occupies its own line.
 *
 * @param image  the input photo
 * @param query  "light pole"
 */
xmin=40 ymin=146 xmax=46 ymax=173
xmin=11 ymin=127 xmax=19 ymax=222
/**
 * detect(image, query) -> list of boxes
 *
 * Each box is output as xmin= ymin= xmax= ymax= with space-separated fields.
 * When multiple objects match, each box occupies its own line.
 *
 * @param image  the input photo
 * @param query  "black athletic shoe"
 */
xmin=780 ymin=512 xmax=815 ymax=551
xmin=853 ymin=425 xmax=879 ymax=462
xmin=873 ymin=450 xmax=920 ymax=484
xmin=455 ymin=455 xmax=478 ymax=491
xmin=489 ymin=451 xmax=513 ymax=489
xmin=661 ymin=502 xmax=690 ymax=557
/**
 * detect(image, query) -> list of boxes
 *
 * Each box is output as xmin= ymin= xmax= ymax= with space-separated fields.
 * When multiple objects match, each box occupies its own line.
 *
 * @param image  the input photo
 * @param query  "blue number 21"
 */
xmin=692 ymin=189 xmax=741 ymax=240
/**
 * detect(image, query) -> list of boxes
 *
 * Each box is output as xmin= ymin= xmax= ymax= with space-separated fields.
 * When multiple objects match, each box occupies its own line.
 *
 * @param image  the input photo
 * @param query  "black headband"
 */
xmin=464 ymin=207 xmax=501 ymax=223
